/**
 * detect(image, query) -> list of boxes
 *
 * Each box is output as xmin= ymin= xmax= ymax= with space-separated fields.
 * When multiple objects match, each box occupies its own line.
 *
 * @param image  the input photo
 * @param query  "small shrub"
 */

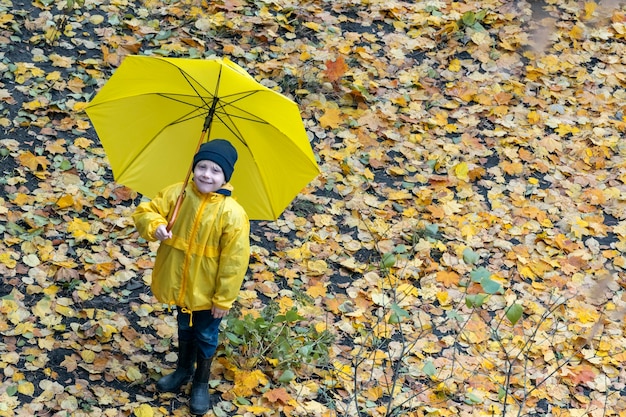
xmin=221 ymin=301 xmax=334 ymax=380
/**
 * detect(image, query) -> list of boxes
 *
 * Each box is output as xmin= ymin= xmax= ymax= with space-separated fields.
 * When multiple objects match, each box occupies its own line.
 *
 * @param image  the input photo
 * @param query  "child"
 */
xmin=133 ymin=139 xmax=250 ymax=415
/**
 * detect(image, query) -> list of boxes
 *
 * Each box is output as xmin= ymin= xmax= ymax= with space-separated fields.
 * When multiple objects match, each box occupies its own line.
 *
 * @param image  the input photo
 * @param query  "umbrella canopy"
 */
xmin=85 ymin=55 xmax=319 ymax=221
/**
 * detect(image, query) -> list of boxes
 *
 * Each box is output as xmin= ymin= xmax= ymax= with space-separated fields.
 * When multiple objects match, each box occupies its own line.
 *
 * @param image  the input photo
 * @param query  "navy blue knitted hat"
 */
xmin=192 ymin=139 xmax=238 ymax=182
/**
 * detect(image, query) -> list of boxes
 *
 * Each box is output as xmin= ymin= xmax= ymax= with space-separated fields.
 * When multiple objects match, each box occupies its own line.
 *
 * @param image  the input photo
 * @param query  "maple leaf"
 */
xmin=232 ymin=369 xmax=268 ymax=397
xmin=263 ymin=386 xmax=293 ymax=404
xmin=17 ymin=151 xmax=48 ymax=171
xmin=436 ymin=271 xmax=460 ymax=288
xmin=563 ymin=365 xmax=598 ymax=386
xmin=307 ymin=279 xmax=327 ymax=298
xmin=319 ymin=107 xmax=343 ymax=129
xmin=324 ymin=56 xmax=348 ymax=83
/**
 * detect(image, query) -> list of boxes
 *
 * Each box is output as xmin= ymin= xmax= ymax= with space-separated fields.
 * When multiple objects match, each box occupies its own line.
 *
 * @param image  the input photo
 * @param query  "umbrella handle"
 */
xmin=165 ymin=130 xmax=209 ymax=232
xmin=166 ymin=191 xmax=185 ymax=232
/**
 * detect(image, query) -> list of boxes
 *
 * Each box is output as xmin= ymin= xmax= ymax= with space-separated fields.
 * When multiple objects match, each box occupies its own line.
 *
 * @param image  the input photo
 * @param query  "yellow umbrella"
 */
xmin=85 ymin=55 xmax=319 ymax=222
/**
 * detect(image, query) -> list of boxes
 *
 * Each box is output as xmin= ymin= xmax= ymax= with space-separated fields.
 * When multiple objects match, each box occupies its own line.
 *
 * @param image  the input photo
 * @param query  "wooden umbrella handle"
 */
xmin=166 ymin=130 xmax=208 ymax=231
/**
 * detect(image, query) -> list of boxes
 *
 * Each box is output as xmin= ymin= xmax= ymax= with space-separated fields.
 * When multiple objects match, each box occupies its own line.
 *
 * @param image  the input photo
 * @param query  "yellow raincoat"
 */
xmin=133 ymin=181 xmax=250 ymax=312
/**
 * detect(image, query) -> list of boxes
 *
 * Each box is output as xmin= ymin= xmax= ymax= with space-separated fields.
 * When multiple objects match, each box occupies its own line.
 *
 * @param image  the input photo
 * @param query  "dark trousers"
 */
xmin=177 ymin=309 xmax=222 ymax=359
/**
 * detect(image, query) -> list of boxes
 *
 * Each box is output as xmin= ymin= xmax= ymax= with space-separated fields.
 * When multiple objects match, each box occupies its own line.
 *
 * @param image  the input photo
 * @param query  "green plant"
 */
xmin=221 ymin=302 xmax=334 ymax=380
xmin=458 ymin=10 xmax=488 ymax=31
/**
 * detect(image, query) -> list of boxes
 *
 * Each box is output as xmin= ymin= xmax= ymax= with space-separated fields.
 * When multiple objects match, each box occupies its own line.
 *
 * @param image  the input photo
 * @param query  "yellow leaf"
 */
xmin=303 ymin=21 xmax=321 ymax=31
xmin=17 ymin=151 xmax=49 ymax=171
xmin=454 ymin=162 xmax=469 ymax=181
xmin=49 ymin=53 xmax=74 ymax=68
xmin=134 ymin=404 xmax=154 ymax=417
xmin=0 ymin=13 xmax=13 ymax=26
xmin=387 ymin=190 xmax=412 ymax=200
xmin=46 ymin=71 xmax=62 ymax=81
xmin=55 ymin=304 xmax=75 ymax=318
xmin=232 ymin=369 xmax=268 ymax=397
xmin=11 ymin=193 xmax=29 ymax=205
xmin=471 ymin=31 xmax=492 ymax=46
xmin=306 ymin=259 xmax=328 ymax=275
xmin=397 ymin=283 xmax=419 ymax=298
xmin=318 ymin=107 xmax=343 ymax=129
xmin=126 ymin=366 xmax=142 ymax=382
xmin=74 ymin=137 xmax=93 ymax=148
xmin=430 ymin=111 xmax=448 ymax=126
xmin=66 ymin=218 xmax=97 ymax=242
xmin=17 ymin=381 xmax=35 ymax=396
xmin=0 ymin=252 xmax=18 ymax=268
xmin=444 ymin=123 xmax=458 ymax=132
xmin=23 ymin=99 xmax=43 ymax=110
xmin=73 ymin=101 xmax=88 ymax=112
xmin=388 ymin=166 xmax=406 ymax=176
xmin=81 ymin=350 xmax=96 ymax=364
xmin=56 ymin=195 xmax=74 ymax=209
xmin=33 ymin=298 xmax=52 ymax=318
xmin=519 ymin=266 xmax=536 ymax=279
xmin=436 ymin=291 xmax=450 ymax=306
xmin=307 ymin=280 xmax=327 ymax=298
xmin=314 ymin=322 xmax=327 ymax=333
xmin=570 ymin=24 xmax=585 ymax=40
xmin=98 ymin=324 xmax=119 ymax=342
xmin=584 ymin=1 xmax=598 ymax=19
xmin=46 ymin=139 xmax=67 ymax=154
xmin=448 ymin=58 xmax=461 ymax=72
xmin=364 ymin=385 xmax=383 ymax=401
xmin=527 ymin=111 xmax=541 ymax=123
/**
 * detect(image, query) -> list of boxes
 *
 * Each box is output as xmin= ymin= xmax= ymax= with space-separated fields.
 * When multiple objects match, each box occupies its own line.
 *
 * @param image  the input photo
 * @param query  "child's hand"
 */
xmin=155 ymin=225 xmax=172 ymax=241
xmin=211 ymin=306 xmax=229 ymax=319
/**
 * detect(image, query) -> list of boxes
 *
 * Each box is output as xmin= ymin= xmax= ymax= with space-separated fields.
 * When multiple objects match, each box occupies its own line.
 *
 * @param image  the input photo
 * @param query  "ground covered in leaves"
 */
xmin=1 ymin=0 xmax=625 ymax=416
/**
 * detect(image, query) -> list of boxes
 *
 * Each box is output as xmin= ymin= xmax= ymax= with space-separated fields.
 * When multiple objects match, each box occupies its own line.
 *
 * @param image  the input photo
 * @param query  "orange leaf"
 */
xmin=501 ymin=161 xmax=523 ymax=175
xmin=427 ymin=204 xmax=445 ymax=219
xmin=565 ymin=365 xmax=597 ymax=385
xmin=263 ymin=387 xmax=293 ymax=404
xmin=112 ymin=186 xmax=136 ymax=201
xmin=436 ymin=271 xmax=460 ymax=287
xmin=324 ymin=56 xmax=348 ymax=82
xmin=17 ymin=151 xmax=49 ymax=171
xmin=136 ymin=258 xmax=154 ymax=269
xmin=493 ymin=92 xmax=512 ymax=105
xmin=325 ymin=296 xmax=344 ymax=314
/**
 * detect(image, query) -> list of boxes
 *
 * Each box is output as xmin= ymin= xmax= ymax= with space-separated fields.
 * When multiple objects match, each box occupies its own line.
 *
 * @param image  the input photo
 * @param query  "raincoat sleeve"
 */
xmin=212 ymin=203 xmax=250 ymax=310
xmin=132 ymin=184 xmax=181 ymax=241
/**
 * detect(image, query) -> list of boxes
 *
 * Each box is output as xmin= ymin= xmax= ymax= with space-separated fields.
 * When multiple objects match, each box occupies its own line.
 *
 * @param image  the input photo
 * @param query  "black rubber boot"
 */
xmin=189 ymin=355 xmax=213 ymax=415
xmin=156 ymin=339 xmax=196 ymax=392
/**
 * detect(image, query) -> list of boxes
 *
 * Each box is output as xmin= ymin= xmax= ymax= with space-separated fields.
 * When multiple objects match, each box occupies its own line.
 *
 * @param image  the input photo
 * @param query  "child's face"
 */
xmin=193 ymin=160 xmax=226 ymax=194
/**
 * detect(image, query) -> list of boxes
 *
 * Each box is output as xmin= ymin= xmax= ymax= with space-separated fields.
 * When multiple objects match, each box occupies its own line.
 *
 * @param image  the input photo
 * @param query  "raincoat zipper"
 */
xmin=176 ymin=193 xmax=210 ymax=315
